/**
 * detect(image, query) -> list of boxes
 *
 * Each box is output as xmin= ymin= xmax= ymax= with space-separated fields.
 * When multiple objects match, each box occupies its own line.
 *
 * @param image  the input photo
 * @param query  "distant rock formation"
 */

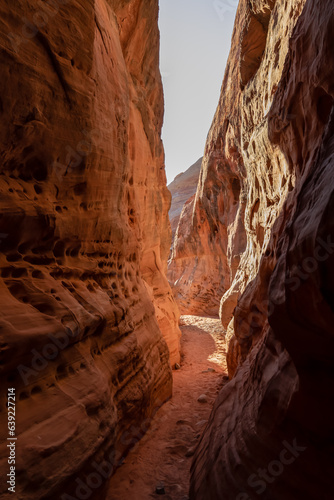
xmin=187 ymin=0 xmax=334 ymax=499
xmin=0 ymin=1 xmax=180 ymax=499
xmin=168 ymin=144 xmax=229 ymax=315
xmin=167 ymin=157 xmax=202 ymax=241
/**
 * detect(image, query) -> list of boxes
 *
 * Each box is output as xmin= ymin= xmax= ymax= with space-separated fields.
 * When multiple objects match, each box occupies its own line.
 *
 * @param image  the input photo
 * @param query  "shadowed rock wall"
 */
xmin=189 ymin=0 xmax=334 ymax=498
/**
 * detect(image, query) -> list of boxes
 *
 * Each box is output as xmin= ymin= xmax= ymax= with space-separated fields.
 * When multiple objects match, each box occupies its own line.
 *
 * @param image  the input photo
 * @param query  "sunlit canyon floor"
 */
xmin=106 ymin=315 xmax=228 ymax=500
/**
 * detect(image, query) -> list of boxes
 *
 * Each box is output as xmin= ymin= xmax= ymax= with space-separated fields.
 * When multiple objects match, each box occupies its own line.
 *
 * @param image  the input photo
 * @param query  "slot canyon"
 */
xmin=0 ymin=0 xmax=333 ymax=499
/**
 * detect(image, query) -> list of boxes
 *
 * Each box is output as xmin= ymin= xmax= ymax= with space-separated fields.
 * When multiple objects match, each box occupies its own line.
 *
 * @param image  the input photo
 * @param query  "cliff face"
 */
xmin=167 ymin=157 xmax=202 ymax=241
xmin=0 ymin=1 xmax=180 ymax=498
xmin=189 ymin=0 xmax=334 ymax=498
xmin=170 ymin=0 xmax=300 ymax=319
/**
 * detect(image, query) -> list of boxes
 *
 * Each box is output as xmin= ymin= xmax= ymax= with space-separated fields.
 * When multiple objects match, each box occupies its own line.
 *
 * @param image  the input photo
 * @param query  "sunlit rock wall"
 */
xmin=167 ymin=157 xmax=202 ymax=242
xmin=0 ymin=1 xmax=180 ymax=498
xmin=170 ymin=0 xmax=304 ymax=322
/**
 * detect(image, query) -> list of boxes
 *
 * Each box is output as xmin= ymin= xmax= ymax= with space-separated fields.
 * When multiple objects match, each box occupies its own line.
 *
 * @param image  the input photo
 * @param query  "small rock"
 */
xmin=197 ymin=394 xmax=208 ymax=403
xmin=174 ymin=363 xmax=181 ymax=370
xmin=156 ymin=483 xmax=165 ymax=495
xmin=185 ymin=446 xmax=196 ymax=457
xmin=201 ymin=367 xmax=216 ymax=373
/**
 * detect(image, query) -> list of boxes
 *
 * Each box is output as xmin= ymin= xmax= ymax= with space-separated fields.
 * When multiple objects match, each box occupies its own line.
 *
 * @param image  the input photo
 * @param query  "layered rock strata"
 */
xmin=189 ymin=0 xmax=334 ymax=498
xmin=0 ymin=1 xmax=180 ymax=499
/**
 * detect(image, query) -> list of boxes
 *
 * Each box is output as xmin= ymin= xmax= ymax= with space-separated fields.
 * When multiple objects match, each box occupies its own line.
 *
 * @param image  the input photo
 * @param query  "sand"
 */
xmin=106 ymin=315 xmax=227 ymax=500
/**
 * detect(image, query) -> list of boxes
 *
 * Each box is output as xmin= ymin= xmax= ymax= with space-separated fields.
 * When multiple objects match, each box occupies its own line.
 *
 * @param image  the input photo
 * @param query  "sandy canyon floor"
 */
xmin=106 ymin=315 xmax=228 ymax=500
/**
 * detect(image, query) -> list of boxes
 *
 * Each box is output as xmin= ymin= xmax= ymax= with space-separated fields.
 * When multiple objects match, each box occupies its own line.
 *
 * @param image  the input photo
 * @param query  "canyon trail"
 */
xmin=106 ymin=315 xmax=227 ymax=500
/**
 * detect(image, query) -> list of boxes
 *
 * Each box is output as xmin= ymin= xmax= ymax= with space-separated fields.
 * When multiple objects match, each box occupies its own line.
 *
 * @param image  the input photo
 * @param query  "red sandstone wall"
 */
xmin=0 ymin=1 xmax=180 ymax=498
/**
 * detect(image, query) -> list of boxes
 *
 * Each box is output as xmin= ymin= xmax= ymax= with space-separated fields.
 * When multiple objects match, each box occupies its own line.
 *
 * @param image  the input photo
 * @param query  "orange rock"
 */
xmin=167 ymin=157 xmax=202 ymax=242
xmin=0 ymin=1 xmax=180 ymax=498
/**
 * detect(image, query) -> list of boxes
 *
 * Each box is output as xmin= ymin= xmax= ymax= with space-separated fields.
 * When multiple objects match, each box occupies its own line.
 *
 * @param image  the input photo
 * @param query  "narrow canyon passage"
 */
xmin=1 ymin=1 xmax=333 ymax=498
xmin=106 ymin=316 xmax=228 ymax=500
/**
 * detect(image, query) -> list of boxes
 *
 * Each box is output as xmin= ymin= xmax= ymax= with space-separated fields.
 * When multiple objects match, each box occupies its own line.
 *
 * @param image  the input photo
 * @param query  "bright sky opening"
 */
xmin=159 ymin=0 xmax=238 ymax=183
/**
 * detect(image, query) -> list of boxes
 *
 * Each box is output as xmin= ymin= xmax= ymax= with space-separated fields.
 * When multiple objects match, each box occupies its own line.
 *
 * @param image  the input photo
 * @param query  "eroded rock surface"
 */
xmin=189 ymin=0 xmax=334 ymax=498
xmin=170 ymin=0 xmax=301 ymax=319
xmin=0 ymin=1 xmax=180 ymax=498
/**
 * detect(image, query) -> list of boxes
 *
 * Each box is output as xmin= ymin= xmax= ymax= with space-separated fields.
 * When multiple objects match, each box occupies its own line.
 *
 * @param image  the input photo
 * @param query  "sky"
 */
xmin=158 ymin=0 xmax=238 ymax=183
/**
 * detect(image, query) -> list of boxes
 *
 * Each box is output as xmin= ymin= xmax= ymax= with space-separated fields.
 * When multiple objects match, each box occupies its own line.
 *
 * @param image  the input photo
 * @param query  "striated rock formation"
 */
xmin=169 ymin=0 xmax=293 ymax=319
xmin=0 ymin=1 xmax=180 ymax=499
xmin=189 ymin=0 xmax=334 ymax=499
xmin=167 ymin=157 xmax=202 ymax=241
